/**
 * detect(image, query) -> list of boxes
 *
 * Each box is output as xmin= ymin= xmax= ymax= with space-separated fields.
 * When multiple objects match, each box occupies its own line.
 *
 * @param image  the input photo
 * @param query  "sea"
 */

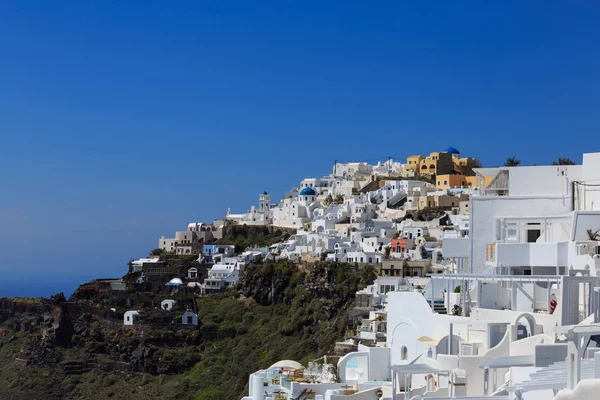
xmin=0 ymin=277 xmax=87 ymax=299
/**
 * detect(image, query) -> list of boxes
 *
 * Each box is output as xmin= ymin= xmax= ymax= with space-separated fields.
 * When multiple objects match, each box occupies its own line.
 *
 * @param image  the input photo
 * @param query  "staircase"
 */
xmin=62 ymin=361 xmax=87 ymax=375
xmin=358 ymin=180 xmax=382 ymax=194
xmin=387 ymin=193 xmax=407 ymax=209
xmin=293 ymin=389 xmax=316 ymax=400
xmin=433 ymin=303 xmax=448 ymax=314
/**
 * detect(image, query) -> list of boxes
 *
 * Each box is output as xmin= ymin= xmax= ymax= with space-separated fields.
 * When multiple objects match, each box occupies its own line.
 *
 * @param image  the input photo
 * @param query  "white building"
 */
xmin=299 ymin=177 xmax=337 ymax=197
xmin=124 ymin=310 xmax=140 ymax=326
xmin=272 ymin=187 xmax=321 ymax=229
xmin=226 ymin=192 xmax=273 ymax=226
xmin=333 ymin=162 xmax=373 ymax=178
xmin=182 ymin=311 xmax=198 ymax=325
xmin=242 ymin=152 xmax=600 ymax=400
xmin=161 ymin=299 xmax=176 ymax=311
xmin=202 ymin=261 xmax=240 ymax=293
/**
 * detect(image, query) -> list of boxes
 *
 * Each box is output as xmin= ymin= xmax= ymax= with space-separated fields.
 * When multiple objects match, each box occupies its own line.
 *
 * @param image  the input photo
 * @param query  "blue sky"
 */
xmin=0 ymin=2 xmax=598 ymax=294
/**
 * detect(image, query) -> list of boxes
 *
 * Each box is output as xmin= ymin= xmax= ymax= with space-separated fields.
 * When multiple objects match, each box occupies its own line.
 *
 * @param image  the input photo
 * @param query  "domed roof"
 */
xmin=268 ymin=360 xmax=304 ymax=370
xmin=166 ymin=277 xmax=183 ymax=286
xmin=299 ymin=187 xmax=316 ymax=196
xmin=444 ymin=146 xmax=460 ymax=155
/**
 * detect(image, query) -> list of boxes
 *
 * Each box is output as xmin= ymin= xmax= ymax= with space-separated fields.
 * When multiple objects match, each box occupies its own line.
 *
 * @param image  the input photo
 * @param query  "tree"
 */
xmin=504 ymin=157 xmax=521 ymax=167
xmin=323 ymin=194 xmax=333 ymax=206
xmin=587 ymin=229 xmax=600 ymax=241
xmin=384 ymin=246 xmax=391 ymax=259
xmin=334 ymin=194 xmax=345 ymax=204
xmin=552 ymin=157 xmax=576 ymax=166
xmin=149 ymin=248 xmax=164 ymax=256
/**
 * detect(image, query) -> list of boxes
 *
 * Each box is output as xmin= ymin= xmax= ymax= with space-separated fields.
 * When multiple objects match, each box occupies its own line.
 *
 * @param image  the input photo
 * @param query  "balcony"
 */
xmin=485 ymin=242 xmax=569 ymax=268
xmin=443 ymin=237 xmax=469 ymax=258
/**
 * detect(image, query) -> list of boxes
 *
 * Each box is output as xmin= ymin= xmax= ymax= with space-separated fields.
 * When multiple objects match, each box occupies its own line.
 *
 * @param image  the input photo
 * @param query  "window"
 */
xmin=401 ymin=346 xmax=408 ymax=360
xmin=444 ymin=180 xmax=447 ymax=185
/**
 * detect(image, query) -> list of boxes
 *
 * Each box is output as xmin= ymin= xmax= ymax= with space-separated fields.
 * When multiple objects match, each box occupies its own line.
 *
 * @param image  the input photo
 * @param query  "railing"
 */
xmin=486 ymin=243 xmax=496 ymax=262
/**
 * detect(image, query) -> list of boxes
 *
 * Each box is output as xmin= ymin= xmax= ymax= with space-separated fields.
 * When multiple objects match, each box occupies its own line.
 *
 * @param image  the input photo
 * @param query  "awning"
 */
xmin=391 ymin=359 xmax=447 ymax=375
xmin=417 ymin=336 xmax=440 ymax=346
xmin=480 ymin=355 xmax=535 ymax=369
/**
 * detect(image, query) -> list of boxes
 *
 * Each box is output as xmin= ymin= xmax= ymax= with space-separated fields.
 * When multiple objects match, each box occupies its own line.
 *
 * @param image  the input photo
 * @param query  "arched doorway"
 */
xmin=513 ymin=313 xmax=536 ymax=341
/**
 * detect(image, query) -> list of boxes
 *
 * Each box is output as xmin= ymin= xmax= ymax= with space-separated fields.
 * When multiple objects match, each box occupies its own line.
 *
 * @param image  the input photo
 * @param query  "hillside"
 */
xmin=0 ymin=261 xmax=375 ymax=400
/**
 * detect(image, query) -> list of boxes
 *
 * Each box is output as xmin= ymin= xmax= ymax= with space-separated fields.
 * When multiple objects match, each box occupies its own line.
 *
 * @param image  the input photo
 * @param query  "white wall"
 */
xmin=582 ymin=153 xmax=600 ymax=211
xmin=571 ymin=211 xmax=600 ymax=240
xmin=470 ymin=196 xmax=572 ymax=273
xmin=554 ymin=379 xmax=600 ymax=400
xmin=366 ymin=347 xmax=391 ymax=381
xmin=507 ymin=165 xmax=581 ymax=197
xmin=386 ymin=292 xmax=469 ymax=365
xmin=478 ymin=282 xmax=511 ymax=310
xmin=442 ymin=238 xmax=469 ymax=258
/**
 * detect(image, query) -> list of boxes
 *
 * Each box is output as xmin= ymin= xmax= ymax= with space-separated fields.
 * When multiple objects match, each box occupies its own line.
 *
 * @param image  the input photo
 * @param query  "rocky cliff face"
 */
xmin=0 ymin=293 xmax=74 ymax=347
xmin=0 ymin=261 xmax=374 ymax=400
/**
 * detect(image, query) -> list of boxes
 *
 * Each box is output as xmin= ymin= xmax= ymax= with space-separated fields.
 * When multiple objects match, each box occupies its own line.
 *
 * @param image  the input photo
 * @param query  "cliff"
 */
xmin=0 ymin=260 xmax=374 ymax=400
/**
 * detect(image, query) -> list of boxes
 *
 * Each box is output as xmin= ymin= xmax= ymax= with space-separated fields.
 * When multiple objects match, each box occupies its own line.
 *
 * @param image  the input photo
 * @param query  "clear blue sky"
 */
xmin=0 ymin=1 xmax=598 ymax=295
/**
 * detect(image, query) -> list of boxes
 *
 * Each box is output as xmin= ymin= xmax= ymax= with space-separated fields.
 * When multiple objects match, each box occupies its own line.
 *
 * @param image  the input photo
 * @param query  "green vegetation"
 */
xmin=0 ymin=260 xmax=374 ymax=400
xmin=504 ymin=157 xmax=521 ymax=167
xmin=384 ymin=246 xmax=391 ymax=259
xmin=587 ymin=229 xmax=600 ymax=241
xmin=187 ymin=260 xmax=376 ymax=399
xmin=8 ymin=297 xmax=43 ymax=304
xmin=452 ymin=304 xmax=462 ymax=316
xmin=552 ymin=157 xmax=576 ymax=166
xmin=150 ymin=248 xmax=165 ymax=256
xmin=216 ymin=225 xmax=293 ymax=253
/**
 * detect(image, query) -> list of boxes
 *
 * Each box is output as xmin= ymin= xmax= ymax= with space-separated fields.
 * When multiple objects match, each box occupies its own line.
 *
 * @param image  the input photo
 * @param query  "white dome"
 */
xmin=169 ymin=278 xmax=183 ymax=285
xmin=187 ymin=282 xmax=201 ymax=287
xmin=268 ymin=360 xmax=304 ymax=370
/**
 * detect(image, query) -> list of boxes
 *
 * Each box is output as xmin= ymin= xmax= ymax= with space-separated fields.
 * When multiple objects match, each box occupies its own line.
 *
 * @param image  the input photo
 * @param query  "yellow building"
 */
xmin=435 ymin=174 xmax=493 ymax=190
xmin=405 ymin=155 xmax=425 ymax=174
xmin=419 ymin=152 xmax=454 ymax=176
xmin=453 ymin=156 xmax=475 ymax=168
xmin=417 ymin=193 xmax=469 ymax=210
xmin=465 ymin=175 xmax=494 ymax=189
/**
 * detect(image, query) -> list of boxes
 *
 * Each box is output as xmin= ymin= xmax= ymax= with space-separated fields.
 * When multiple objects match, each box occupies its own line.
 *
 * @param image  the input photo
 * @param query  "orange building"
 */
xmin=391 ymin=237 xmax=413 ymax=253
xmin=436 ymin=174 xmax=469 ymax=190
